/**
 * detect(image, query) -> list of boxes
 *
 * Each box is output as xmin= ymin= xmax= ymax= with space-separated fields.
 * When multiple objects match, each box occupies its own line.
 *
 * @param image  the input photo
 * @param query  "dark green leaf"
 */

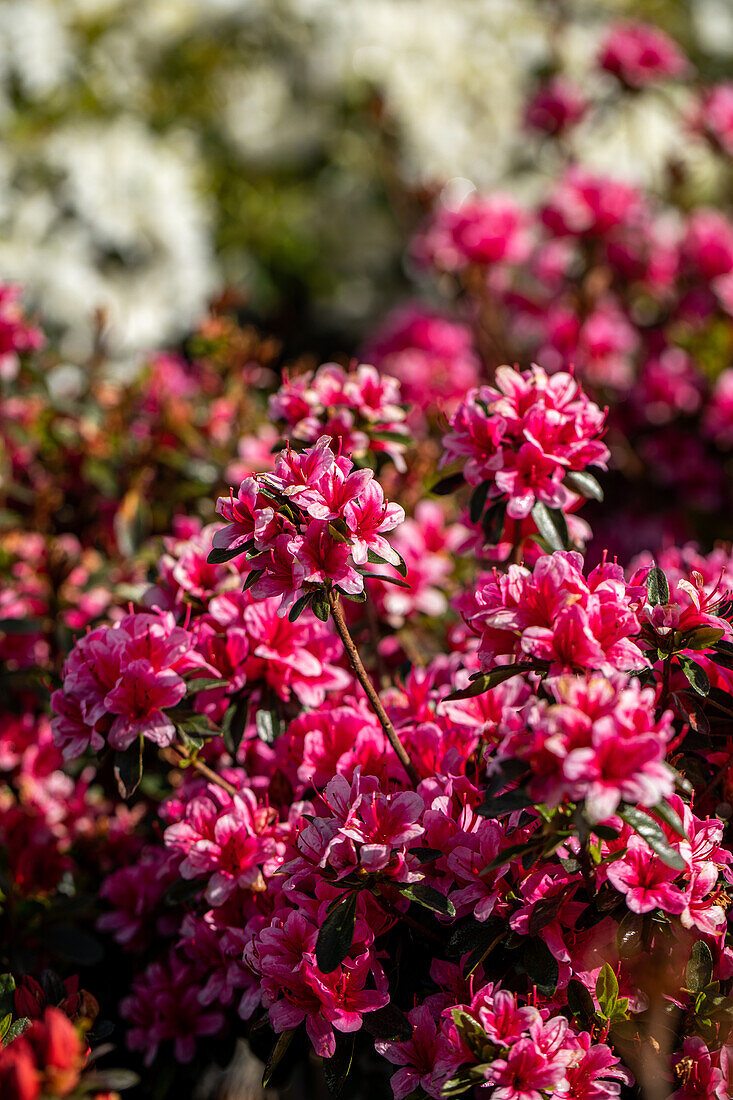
xmin=45 ymin=925 xmax=103 ymax=966
xmin=113 ymin=740 xmax=143 ymax=799
xmin=0 ymin=618 xmax=45 ymax=635
xmin=482 ymin=500 xmax=507 ymax=545
xmin=360 ymin=571 xmax=412 ymax=588
xmin=646 ymin=565 xmax=669 ymax=607
xmin=399 ymin=882 xmax=455 ymax=917
xmin=469 ymin=482 xmax=491 ymax=525
xmin=207 ymin=542 xmax=253 ymax=564
xmin=0 ymin=974 xmax=15 ymax=1017
xmin=476 ymin=788 xmax=534 ymax=819
xmin=361 ymin=1004 xmax=412 ymax=1041
xmin=687 ymin=941 xmax=714 ymax=994
xmin=567 ymin=978 xmax=596 ymax=1024
xmin=430 ymin=471 xmax=464 ymax=496
xmin=312 ymin=591 xmax=330 ymax=622
xmin=619 ymin=806 xmax=686 ymax=871
xmin=408 ymin=847 xmax=444 ymax=864
xmin=616 ymin=911 xmax=644 ymax=959
xmin=651 ymin=799 xmax=687 ymax=839
xmin=531 ymin=501 xmax=569 ymax=552
xmin=243 ymin=568 xmax=265 ymax=592
xmin=323 ymin=1033 xmax=354 ymax=1097
xmin=185 ymin=677 xmax=225 ymax=694
xmin=679 ymin=655 xmax=710 ymax=697
xmin=442 ymin=1066 xmax=489 ymax=1097
xmin=528 ymin=895 xmax=565 ymax=936
xmin=288 ymin=592 xmax=313 ymax=622
xmin=262 ymin=1030 xmax=295 ymax=1088
xmin=444 ymin=664 xmax=534 ymax=702
xmin=222 ymin=695 xmax=249 ymax=757
xmin=523 ymin=937 xmax=559 ymax=997
xmin=316 ymin=892 xmax=358 ymax=973
xmin=563 ymin=469 xmax=604 ymax=502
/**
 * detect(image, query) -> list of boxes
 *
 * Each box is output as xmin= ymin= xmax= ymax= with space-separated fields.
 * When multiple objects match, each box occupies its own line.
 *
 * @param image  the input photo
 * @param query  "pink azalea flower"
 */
xmin=598 ymin=22 xmax=690 ymax=88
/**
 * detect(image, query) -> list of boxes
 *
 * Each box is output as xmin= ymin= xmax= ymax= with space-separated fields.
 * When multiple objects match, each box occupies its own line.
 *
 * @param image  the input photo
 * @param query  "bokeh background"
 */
xmin=2 ymin=0 xmax=732 ymax=368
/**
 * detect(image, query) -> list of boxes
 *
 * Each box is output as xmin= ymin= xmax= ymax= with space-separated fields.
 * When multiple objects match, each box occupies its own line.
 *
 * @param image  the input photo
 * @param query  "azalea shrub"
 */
xmin=5 ymin=18 xmax=733 ymax=1100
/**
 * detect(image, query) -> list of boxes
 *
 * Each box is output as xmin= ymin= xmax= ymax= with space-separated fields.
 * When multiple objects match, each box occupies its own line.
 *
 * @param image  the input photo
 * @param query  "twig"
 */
xmin=328 ymin=590 xmax=421 ymax=787
xmin=166 ymin=745 xmax=237 ymax=796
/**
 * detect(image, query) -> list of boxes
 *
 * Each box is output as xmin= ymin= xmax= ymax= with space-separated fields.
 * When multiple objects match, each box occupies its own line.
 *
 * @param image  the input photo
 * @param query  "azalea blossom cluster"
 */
xmin=269 ymin=362 xmax=409 ymax=470
xmin=440 ymin=365 xmax=609 ymax=557
xmin=212 ymin=434 xmax=405 ymax=618
xmin=8 ymin=25 xmax=733 ymax=1092
xmin=364 ymin=21 xmax=733 ymax=560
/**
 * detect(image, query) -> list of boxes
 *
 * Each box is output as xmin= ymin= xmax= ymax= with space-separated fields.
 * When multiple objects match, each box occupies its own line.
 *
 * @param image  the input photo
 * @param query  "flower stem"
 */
xmin=167 ymin=744 xmax=238 ymax=796
xmin=327 ymin=590 xmax=421 ymax=788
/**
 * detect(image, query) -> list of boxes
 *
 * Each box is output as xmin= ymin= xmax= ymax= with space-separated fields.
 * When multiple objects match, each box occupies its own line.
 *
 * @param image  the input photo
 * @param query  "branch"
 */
xmin=328 ymin=590 xmax=421 ymax=788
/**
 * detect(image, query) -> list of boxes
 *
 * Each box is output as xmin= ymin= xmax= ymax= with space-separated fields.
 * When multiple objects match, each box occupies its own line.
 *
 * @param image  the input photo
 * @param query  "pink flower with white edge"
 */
xmin=375 ymin=1004 xmax=447 ymax=1100
xmin=246 ymin=900 xmax=389 ymax=1059
xmin=164 ymin=784 xmax=282 ymax=906
xmin=606 ymin=840 xmax=687 ymax=915
xmin=343 ymin=479 xmax=405 ymax=567
xmin=51 ymin=610 xmax=208 ymax=759
xmin=464 ymin=552 xmax=646 ymax=675
xmin=441 ymin=364 xmax=609 ymax=522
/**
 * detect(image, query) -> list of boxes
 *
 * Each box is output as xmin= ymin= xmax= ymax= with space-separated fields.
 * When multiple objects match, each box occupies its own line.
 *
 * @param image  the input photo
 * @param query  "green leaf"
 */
xmin=361 ymin=1003 xmax=412 ymax=1041
xmin=528 ymin=895 xmax=565 ymax=936
xmin=360 ymin=571 xmax=412 ymax=588
xmin=255 ymin=707 xmax=283 ymax=745
xmin=567 ymin=978 xmax=596 ymax=1025
xmin=646 ymin=565 xmax=669 ymax=607
xmin=262 ymin=1029 xmax=295 ymax=1088
xmin=444 ymin=664 xmax=535 ymax=702
xmin=563 ymin=469 xmax=604 ymax=502
xmin=442 ymin=1066 xmax=489 ymax=1097
xmin=222 ymin=695 xmax=249 ymax=757
xmin=207 ymin=541 xmax=254 ymax=564
xmin=243 ymin=568 xmax=264 ymax=592
xmin=678 ymin=655 xmax=710 ymax=697
xmin=482 ymin=500 xmax=507 ymax=545
xmin=2 ymin=1018 xmax=30 ymax=1044
xmin=408 ymin=847 xmax=444 ymax=864
xmin=523 ymin=937 xmax=559 ymax=997
xmin=616 ymin=911 xmax=644 ymax=959
xmin=113 ymin=739 xmax=143 ymax=799
xmin=311 ymin=590 xmax=330 ymax=622
xmin=288 ymin=592 xmax=313 ymax=622
xmin=399 ymin=882 xmax=456 ymax=917
xmin=476 ymin=789 xmax=534 ymax=820
xmin=531 ymin=501 xmax=569 ymax=552
xmin=84 ymin=1068 xmax=140 ymax=1090
xmin=185 ymin=677 xmax=225 ymax=694
xmin=0 ymin=974 xmax=16 ymax=1017
xmin=678 ymin=626 xmax=726 ymax=652
xmin=323 ymin=1033 xmax=355 ymax=1098
xmin=687 ymin=941 xmax=714 ymax=994
xmin=316 ymin=892 xmax=359 ymax=973
xmin=596 ymin=964 xmax=619 ymax=1019
xmin=651 ymin=799 xmax=687 ymax=839
xmin=469 ymin=482 xmax=491 ymax=525
xmin=619 ymin=806 xmax=686 ymax=871
xmin=430 ymin=471 xmax=465 ymax=496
